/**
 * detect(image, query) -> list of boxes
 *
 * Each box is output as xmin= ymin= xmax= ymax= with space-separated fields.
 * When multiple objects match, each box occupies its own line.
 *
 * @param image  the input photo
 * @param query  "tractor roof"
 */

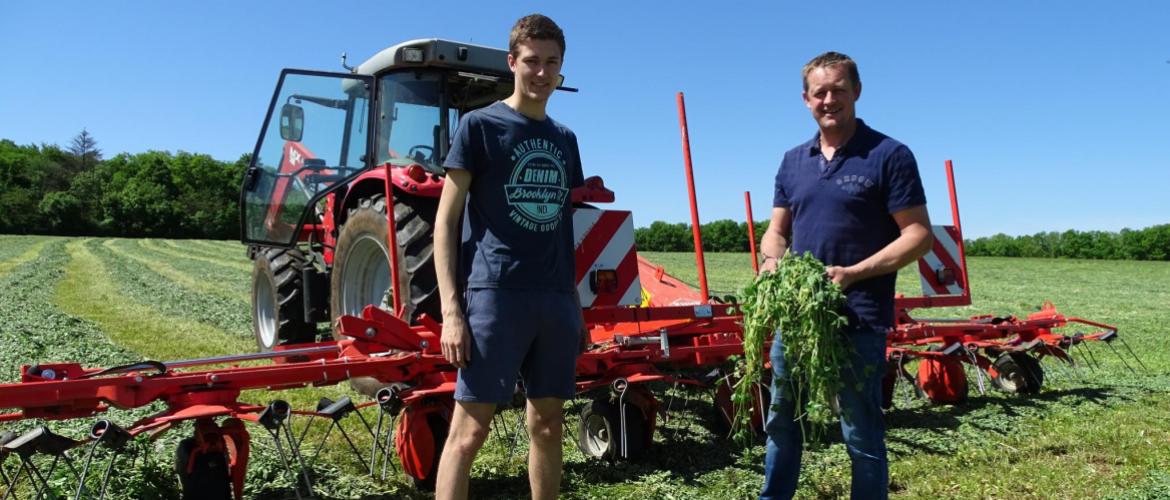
xmin=356 ymin=38 xmax=512 ymax=78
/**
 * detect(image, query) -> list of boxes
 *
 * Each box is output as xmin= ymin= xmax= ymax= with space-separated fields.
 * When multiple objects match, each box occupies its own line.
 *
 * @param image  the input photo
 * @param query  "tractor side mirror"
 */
xmin=280 ymin=103 xmax=304 ymax=142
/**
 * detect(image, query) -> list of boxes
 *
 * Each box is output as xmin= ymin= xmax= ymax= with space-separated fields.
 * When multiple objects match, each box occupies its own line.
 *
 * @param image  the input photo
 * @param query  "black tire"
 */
xmin=577 ymin=398 xmax=648 ymax=461
xmin=409 ymin=411 xmax=450 ymax=491
xmin=251 ymin=247 xmax=317 ymax=351
xmin=991 ymin=352 xmax=1044 ymax=394
xmin=175 ymin=437 xmax=232 ymax=500
xmin=331 ymin=193 xmax=439 ymax=395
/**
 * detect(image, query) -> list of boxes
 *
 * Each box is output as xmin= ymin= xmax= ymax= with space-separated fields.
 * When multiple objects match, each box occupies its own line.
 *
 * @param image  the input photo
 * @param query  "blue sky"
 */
xmin=2 ymin=1 xmax=1167 ymax=238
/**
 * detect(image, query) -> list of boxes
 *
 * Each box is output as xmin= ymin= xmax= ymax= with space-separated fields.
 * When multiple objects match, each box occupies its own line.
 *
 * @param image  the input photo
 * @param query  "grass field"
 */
xmin=0 ymin=238 xmax=1167 ymax=499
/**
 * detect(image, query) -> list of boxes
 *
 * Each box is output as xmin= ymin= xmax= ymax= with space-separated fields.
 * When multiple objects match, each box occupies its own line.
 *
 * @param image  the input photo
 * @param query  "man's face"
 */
xmin=802 ymin=65 xmax=860 ymax=132
xmin=508 ymin=39 xmax=562 ymax=103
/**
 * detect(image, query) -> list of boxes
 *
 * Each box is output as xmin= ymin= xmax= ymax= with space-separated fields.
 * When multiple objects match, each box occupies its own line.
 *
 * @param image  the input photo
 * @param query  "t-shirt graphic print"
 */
xmin=506 ymin=138 xmax=570 ymax=233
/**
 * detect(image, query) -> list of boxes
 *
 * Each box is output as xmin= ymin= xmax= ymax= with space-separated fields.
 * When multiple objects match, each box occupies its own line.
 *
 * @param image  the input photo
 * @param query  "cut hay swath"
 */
xmin=733 ymin=252 xmax=850 ymax=446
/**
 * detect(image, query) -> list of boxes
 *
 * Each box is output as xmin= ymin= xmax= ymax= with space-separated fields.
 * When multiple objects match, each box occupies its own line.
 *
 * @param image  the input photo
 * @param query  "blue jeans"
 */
xmin=760 ymin=326 xmax=888 ymax=500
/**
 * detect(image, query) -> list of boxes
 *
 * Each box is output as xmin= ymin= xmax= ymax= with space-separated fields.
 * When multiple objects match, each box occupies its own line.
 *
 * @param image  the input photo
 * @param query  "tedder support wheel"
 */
xmin=917 ymin=350 xmax=969 ymax=405
xmin=991 ymin=352 xmax=1044 ymax=394
xmin=578 ymin=398 xmax=649 ymax=461
xmin=331 ymin=193 xmax=440 ymax=395
xmin=396 ymin=405 xmax=450 ymax=491
xmin=713 ymin=371 xmax=770 ymax=435
xmin=175 ymin=438 xmax=232 ymax=500
xmin=251 ymin=246 xmax=317 ymax=351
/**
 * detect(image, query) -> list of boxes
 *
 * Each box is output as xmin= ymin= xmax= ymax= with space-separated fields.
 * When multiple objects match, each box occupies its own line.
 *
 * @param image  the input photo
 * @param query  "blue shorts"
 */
xmin=454 ymin=288 xmax=582 ymax=405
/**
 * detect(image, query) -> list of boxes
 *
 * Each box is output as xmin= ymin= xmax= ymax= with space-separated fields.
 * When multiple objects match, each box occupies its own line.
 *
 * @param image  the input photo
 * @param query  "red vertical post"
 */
xmin=383 ymin=166 xmax=403 ymax=316
xmin=676 ymin=92 xmax=709 ymax=303
xmin=945 ymin=159 xmax=970 ymax=300
xmin=744 ymin=191 xmax=759 ymax=275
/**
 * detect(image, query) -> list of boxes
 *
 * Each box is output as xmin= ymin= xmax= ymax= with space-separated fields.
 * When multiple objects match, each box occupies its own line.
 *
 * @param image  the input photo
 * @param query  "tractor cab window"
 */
xmin=376 ymin=72 xmax=449 ymax=172
xmin=242 ymin=70 xmax=373 ymax=247
xmin=375 ymin=70 xmax=512 ymax=171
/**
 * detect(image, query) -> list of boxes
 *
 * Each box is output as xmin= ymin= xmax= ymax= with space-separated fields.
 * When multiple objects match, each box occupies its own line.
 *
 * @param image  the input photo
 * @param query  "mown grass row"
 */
xmin=83 ymin=238 xmax=254 ymax=347
xmin=104 ymin=238 xmax=249 ymax=303
xmin=141 ymin=238 xmax=251 ymax=273
xmin=0 ymin=239 xmax=184 ymax=499
xmin=0 ymin=235 xmax=54 ymax=277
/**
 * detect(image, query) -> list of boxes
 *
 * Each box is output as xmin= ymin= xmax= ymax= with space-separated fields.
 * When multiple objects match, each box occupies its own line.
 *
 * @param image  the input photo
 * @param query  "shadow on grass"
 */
xmin=883 ymin=384 xmax=1146 ymax=456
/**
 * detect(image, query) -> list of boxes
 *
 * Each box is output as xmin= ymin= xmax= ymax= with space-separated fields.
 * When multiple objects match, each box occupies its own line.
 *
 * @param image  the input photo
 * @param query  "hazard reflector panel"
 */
xmin=573 ymin=209 xmax=641 ymax=307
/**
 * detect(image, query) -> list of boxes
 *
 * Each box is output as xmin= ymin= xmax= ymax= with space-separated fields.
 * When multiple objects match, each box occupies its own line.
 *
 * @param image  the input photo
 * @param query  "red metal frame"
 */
xmin=744 ymin=191 xmax=759 ymax=275
xmin=676 ymin=93 xmax=710 ymax=303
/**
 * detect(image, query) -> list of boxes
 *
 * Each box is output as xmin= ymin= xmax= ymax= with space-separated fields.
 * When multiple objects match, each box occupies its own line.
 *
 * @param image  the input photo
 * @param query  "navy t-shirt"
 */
xmin=773 ymin=119 xmax=926 ymax=330
xmin=444 ymin=101 xmax=584 ymax=292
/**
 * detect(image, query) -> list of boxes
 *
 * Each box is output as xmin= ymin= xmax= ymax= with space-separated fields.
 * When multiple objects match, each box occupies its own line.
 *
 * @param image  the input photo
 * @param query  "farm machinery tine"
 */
xmin=2 ymin=426 xmax=83 ymax=500
xmin=257 ymin=400 xmax=312 ymax=499
xmin=506 ymin=410 xmax=527 ymax=463
xmin=963 ymin=346 xmax=988 ymax=396
xmin=371 ymin=387 xmax=403 ymax=480
xmin=307 ymin=397 xmax=383 ymax=475
xmin=1070 ymin=338 xmax=1102 ymax=373
xmin=1117 ymin=334 xmax=1150 ymax=374
xmin=72 ymin=420 xmax=131 ymax=500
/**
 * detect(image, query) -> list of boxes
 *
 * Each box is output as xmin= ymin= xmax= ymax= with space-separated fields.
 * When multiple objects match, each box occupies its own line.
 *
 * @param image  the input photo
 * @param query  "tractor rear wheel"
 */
xmin=991 ymin=352 xmax=1044 ymax=394
xmin=578 ymin=398 xmax=648 ymax=461
xmin=331 ymin=193 xmax=439 ymax=395
xmin=251 ymin=247 xmax=317 ymax=351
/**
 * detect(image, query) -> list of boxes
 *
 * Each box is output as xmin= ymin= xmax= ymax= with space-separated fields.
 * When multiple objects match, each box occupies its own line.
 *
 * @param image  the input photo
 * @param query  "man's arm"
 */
xmin=435 ymin=168 xmax=472 ymax=368
xmin=826 ymin=205 xmax=932 ymax=289
xmin=759 ymin=206 xmax=792 ymax=273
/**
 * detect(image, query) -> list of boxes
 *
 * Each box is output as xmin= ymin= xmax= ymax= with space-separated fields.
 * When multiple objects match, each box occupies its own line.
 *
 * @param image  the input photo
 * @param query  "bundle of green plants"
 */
xmin=733 ymin=252 xmax=849 ymax=445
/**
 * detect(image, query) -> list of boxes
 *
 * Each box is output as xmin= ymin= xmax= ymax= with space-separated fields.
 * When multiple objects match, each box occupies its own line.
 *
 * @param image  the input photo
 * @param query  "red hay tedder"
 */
xmin=0 ymin=39 xmax=1145 ymax=499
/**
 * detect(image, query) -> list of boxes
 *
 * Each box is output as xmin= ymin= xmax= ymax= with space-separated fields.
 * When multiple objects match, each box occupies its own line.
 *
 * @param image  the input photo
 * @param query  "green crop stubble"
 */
xmin=735 ymin=252 xmax=850 ymax=446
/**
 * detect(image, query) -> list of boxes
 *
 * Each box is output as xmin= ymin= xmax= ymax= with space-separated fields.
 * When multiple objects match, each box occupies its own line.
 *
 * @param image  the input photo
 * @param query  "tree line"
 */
xmin=0 ymin=132 xmax=247 ymax=239
xmin=635 ymin=219 xmax=1170 ymax=261
xmin=4 ymin=132 xmax=1168 ymax=261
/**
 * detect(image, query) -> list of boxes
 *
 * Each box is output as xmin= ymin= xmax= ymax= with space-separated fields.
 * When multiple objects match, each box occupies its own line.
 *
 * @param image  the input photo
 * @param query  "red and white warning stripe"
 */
xmin=572 ymin=209 xmax=641 ymax=307
xmin=917 ymin=225 xmax=967 ymax=296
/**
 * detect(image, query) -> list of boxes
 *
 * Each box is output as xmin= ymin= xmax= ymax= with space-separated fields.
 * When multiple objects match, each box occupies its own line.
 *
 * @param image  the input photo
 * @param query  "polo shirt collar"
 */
xmin=806 ymin=118 xmax=871 ymax=158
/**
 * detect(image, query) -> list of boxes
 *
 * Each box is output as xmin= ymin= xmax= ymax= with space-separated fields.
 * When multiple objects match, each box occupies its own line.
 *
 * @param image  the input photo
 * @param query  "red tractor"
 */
xmin=241 ymin=39 xmax=612 ymax=376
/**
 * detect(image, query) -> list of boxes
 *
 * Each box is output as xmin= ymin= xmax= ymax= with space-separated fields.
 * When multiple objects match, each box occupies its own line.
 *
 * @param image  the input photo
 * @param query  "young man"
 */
xmin=758 ymin=52 xmax=933 ymax=500
xmin=432 ymin=14 xmax=586 ymax=500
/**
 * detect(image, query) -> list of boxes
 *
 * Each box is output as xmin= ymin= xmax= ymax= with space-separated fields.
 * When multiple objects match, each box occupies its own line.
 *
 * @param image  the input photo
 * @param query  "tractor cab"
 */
xmin=242 ymin=39 xmax=533 ymax=352
xmin=241 ymin=39 xmax=516 ymax=249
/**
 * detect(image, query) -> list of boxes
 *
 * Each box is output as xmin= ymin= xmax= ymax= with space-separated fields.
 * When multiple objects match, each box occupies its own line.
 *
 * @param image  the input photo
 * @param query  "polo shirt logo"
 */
xmin=836 ymin=174 xmax=875 ymax=195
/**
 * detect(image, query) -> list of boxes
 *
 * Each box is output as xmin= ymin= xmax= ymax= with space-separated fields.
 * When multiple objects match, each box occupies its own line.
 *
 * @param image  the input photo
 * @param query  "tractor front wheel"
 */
xmin=251 ymin=247 xmax=316 ymax=351
xmin=331 ymin=193 xmax=439 ymax=395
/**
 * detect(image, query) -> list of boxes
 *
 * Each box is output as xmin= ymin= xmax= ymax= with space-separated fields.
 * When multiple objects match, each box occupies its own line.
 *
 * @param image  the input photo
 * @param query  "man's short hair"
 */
xmin=802 ymin=51 xmax=860 ymax=92
xmin=509 ymin=14 xmax=566 ymax=57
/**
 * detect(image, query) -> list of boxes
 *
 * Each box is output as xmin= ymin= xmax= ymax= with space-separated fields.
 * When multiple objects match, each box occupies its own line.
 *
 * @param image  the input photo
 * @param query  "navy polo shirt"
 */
xmin=773 ymin=119 xmax=926 ymax=331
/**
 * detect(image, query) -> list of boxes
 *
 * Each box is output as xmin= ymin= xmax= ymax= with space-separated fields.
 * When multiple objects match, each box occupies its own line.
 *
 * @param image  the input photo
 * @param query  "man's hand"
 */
xmin=761 ymin=256 xmax=779 ymax=274
xmin=441 ymin=313 xmax=472 ymax=368
xmin=825 ymin=265 xmax=861 ymax=290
